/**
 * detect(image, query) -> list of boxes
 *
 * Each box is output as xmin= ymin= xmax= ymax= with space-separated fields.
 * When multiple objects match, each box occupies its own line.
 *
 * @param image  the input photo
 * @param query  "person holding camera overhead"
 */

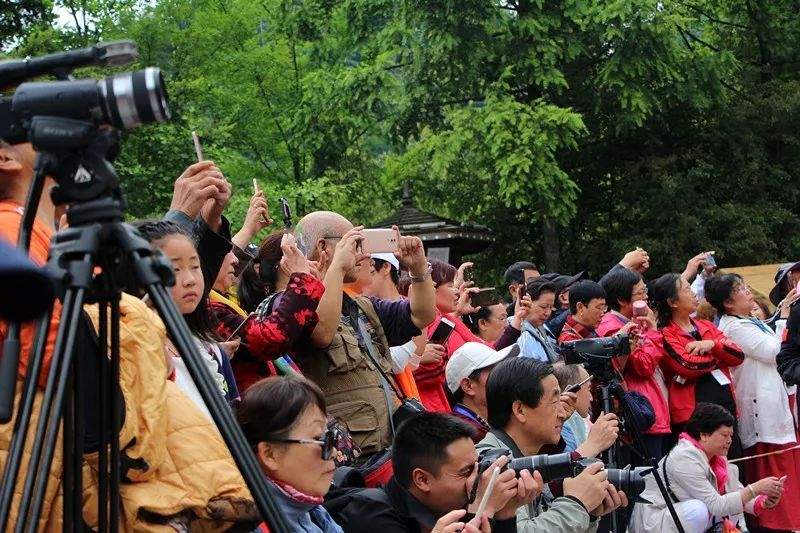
xmin=476 ymin=357 xmax=628 ymax=532
xmin=649 ymin=273 xmax=744 ymax=452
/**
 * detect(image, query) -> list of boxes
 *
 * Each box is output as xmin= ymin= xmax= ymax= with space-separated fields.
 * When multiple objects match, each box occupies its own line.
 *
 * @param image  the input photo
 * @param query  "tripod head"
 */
xmin=562 ymin=334 xmax=630 ymax=383
xmin=28 ymin=116 xmax=127 ymax=225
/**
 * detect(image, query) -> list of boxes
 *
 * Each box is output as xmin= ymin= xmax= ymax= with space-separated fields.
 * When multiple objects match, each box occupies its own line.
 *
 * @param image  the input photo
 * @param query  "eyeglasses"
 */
xmin=270 ymin=427 xmax=336 ymax=460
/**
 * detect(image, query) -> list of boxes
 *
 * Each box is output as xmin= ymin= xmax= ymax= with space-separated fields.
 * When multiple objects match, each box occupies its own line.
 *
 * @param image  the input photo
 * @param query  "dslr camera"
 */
xmin=477 ymin=448 xmax=650 ymax=502
xmin=561 ymin=334 xmax=630 ymax=380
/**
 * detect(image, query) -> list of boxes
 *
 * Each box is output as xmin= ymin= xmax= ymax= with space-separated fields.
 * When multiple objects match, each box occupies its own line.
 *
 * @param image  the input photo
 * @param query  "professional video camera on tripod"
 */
xmin=0 ymin=41 xmax=290 ymax=532
xmin=561 ymin=334 xmax=686 ymax=533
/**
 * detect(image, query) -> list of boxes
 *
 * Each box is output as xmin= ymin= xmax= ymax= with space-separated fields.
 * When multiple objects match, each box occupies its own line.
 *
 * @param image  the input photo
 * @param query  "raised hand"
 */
xmin=393 ymin=225 xmax=428 ymax=276
xmin=279 ymin=233 xmax=310 ymax=276
xmin=170 ymin=161 xmax=227 ymax=220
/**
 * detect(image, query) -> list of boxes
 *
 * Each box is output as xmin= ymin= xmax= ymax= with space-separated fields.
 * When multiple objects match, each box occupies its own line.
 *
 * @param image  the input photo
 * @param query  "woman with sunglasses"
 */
xmin=237 ymin=376 xmax=343 ymax=532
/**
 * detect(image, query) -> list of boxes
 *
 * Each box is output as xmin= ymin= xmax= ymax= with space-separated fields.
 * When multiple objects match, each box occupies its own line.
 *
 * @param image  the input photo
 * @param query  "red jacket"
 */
xmin=597 ymin=312 xmax=671 ymax=434
xmin=658 ymin=319 xmax=744 ymax=425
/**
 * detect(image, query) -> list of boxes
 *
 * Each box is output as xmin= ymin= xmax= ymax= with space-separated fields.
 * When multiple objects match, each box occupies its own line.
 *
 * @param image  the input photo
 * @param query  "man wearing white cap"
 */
xmin=366 ymin=252 xmax=401 ymax=300
xmin=446 ymin=342 xmax=520 ymax=442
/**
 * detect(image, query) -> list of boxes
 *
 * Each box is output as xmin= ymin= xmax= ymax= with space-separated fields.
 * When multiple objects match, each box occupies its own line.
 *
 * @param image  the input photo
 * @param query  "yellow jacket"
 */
xmin=0 ymin=293 xmax=257 ymax=531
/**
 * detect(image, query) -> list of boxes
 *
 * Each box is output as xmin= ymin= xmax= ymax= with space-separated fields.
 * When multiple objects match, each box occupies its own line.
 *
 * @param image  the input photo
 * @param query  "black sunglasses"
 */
xmin=271 ymin=427 xmax=336 ymax=460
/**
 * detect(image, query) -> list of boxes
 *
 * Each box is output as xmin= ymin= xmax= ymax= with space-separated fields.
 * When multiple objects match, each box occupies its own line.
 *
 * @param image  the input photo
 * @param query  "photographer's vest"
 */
xmin=297 ymin=295 xmax=397 ymax=455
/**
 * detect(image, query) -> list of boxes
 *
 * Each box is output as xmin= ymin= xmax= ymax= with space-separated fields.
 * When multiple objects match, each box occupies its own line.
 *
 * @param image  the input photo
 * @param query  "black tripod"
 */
xmin=0 ymin=119 xmax=290 ymax=532
xmin=595 ymin=370 xmax=686 ymax=533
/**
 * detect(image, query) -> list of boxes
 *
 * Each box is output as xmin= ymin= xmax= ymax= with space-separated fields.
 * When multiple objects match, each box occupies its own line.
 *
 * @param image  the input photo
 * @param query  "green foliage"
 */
xmin=5 ymin=0 xmax=800 ymax=285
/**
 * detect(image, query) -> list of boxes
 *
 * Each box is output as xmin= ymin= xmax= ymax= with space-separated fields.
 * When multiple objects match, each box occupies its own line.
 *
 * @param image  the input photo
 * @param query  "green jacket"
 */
xmin=475 ymin=431 xmax=599 ymax=533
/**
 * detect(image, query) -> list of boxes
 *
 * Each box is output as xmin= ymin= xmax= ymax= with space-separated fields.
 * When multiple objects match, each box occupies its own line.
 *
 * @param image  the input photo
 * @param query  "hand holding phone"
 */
xmin=429 ymin=317 xmax=455 ymax=344
xmin=470 ymin=288 xmax=499 ymax=308
xmin=359 ymin=228 xmax=399 ymax=254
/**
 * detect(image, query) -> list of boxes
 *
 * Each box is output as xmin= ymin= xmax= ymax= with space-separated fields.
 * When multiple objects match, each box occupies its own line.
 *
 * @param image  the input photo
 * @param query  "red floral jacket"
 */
xmin=216 ymin=273 xmax=324 ymax=393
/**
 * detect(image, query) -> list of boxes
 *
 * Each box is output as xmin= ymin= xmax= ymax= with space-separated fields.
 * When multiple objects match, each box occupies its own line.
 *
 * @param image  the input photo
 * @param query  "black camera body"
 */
xmin=478 ymin=447 xmax=651 ymax=502
xmin=562 ymin=334 xmax=631 ymax=381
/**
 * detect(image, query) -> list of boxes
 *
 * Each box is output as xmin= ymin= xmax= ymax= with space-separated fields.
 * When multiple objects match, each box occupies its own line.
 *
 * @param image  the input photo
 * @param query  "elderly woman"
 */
xmin=631 ymin=403 xmax=785 ymax=533
xmin=705 ymin=274 xmax=800 ymax=531
xmin=237 ymin=376 xmax=343 ymax=532
xmin=649 ymin=274 xmax=744 ymax=448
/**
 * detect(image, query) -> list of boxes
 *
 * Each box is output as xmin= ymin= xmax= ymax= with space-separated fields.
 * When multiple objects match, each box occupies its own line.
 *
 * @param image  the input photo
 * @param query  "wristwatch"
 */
xmin=410 ymin=262 xmax=432 ymax=283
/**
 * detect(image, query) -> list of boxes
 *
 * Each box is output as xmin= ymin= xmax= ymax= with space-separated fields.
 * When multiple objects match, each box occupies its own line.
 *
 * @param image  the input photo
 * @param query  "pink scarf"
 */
xmin=270 ymin=477 xmax=324 ymax=506
xmin=680 ymin=432 xmax=729 ymax=494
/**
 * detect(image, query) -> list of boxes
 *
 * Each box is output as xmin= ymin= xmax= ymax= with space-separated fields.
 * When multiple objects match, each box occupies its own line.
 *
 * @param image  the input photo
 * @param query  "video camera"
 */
xmin=561 ymin=334 xmax=630 ymax=381
xmin=478 ymin=448 xmax=650 ymax=502
xmin=0 ymin=40 xmax=169 ymax=147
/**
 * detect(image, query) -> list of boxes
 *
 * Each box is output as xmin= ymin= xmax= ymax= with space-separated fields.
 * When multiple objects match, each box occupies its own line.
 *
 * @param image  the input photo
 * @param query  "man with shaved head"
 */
xmin=294 ymin=211 xmax=437 ymax=463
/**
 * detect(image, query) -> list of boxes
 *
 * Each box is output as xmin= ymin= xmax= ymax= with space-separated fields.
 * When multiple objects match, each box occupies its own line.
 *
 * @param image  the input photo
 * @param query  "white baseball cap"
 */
xmin=445 ymin=342 xmax=520 ymax=393
xmin=371 ymin=253 xmax=400 ymax=271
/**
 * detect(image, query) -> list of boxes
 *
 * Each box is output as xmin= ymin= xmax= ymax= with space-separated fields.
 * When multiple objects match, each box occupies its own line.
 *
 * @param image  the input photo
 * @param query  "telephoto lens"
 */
xmin=11 ymin=67 xmax=170 ymax=130
xmin=605 ymin=466 xmax=651 ymax=502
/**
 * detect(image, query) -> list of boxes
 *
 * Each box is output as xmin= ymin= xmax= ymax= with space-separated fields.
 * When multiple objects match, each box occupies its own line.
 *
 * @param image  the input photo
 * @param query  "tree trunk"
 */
xmin=541 ymin=217 xmax=560 ymax=272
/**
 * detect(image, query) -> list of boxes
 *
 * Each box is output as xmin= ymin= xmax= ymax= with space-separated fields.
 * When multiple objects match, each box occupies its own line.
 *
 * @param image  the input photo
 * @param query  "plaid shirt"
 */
xmin=558 ymin=314 xmax=598 ymax=344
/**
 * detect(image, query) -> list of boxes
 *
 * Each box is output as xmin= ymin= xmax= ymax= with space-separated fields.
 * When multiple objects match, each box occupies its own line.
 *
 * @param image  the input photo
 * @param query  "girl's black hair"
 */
xmin=133 ymin=219 xmax=220 ymax=342
xmin=649 ymin=273 xmax=682 ymax=329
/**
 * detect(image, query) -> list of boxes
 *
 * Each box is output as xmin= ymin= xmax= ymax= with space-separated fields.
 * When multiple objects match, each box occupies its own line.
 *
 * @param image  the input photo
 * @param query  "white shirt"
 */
xmin=718 ymin=315 xmax=797 ymax=448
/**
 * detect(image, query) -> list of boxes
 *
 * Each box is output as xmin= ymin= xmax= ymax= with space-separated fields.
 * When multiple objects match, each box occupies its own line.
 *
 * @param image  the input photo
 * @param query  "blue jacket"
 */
xmin=267 ymin=482 xmax=343 ymax=533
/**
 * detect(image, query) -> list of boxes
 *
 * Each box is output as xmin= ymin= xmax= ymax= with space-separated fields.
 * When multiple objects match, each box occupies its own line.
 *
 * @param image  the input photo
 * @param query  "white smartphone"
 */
xmin=191 ymin=131 xmax=204 ymax=161
xmin=474 ymin=466 xmax=501 ymax=519
xmin=360 ymin=229 xmax=398 ymax=254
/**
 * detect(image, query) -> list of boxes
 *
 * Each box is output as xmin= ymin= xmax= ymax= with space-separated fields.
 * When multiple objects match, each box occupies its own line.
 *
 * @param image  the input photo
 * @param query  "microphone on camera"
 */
xmin=0 ymin=40 xmax=138 ymax=91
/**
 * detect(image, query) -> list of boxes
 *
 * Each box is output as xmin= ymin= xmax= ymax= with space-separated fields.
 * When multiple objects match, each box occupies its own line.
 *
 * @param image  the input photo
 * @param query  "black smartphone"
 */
xmin=470 ymin=288 xmax=499 ymax=308
xmin=279 ymin=197 xmax=292 ymax=229
xmin=428 ymin=317 xmax=455 ymax=344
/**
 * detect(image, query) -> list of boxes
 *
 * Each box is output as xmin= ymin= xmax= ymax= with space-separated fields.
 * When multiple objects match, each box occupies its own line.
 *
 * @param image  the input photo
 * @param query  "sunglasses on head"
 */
xmin=270 ymin=427 xmax=336 ymax=461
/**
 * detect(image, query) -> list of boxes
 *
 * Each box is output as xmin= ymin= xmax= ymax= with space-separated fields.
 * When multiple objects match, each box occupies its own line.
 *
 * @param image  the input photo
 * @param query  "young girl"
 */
xmin=135 ymin=220 xmax=240 ymax=418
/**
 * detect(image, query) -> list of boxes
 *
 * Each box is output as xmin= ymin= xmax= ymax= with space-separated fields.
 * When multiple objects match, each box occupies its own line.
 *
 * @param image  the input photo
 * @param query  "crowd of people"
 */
xmin=1 ymin=136 xmax=799 ymax=533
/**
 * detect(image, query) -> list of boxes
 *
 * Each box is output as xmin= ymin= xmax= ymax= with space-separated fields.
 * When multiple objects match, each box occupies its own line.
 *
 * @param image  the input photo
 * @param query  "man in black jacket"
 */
xmin=778 ymin=302 xmax=800 ymax=385
xmin=332 ymin=412 xmax=540 ymax=532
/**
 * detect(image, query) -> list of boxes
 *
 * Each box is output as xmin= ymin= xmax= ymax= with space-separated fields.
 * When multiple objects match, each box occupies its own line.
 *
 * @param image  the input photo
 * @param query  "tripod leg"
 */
xmin=617 ymin=388 xmax=686 ymax=533
xmin=146 ymin=284 xmax=291 ymax=533
xmin=98 ymin=302 xmax=109 ymax=533
xmin=62 ymin=364 xmax=75 ymax=533
xmin=15 ymin=288 xmax=86 ymax=533
xmin=0 ymin=311 xmax=52 ymax=530
xmin=109 ymin=295 xmax=121 ymax=533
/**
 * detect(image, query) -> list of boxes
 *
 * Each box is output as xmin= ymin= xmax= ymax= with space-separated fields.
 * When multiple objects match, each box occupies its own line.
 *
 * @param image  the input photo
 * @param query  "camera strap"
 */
xmin=489 ymin=428 xmax=525 ymax=459
xmin=345 ymin=298 xmax=407 ymax=438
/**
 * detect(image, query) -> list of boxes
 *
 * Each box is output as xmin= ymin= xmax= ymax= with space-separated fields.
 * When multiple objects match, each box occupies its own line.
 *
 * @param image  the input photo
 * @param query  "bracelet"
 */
xmin=746 ymin=485 xmax=756 ymax=500
xmin=409 ymin=262 xmax=432 ymax=283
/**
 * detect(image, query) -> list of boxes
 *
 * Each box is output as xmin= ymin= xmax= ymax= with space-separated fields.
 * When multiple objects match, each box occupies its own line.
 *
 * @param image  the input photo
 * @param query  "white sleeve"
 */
xmin=726 ymin=319 xmax=781 ymax=363
xmin=389 ymin=340 xmax=418 ymax=373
